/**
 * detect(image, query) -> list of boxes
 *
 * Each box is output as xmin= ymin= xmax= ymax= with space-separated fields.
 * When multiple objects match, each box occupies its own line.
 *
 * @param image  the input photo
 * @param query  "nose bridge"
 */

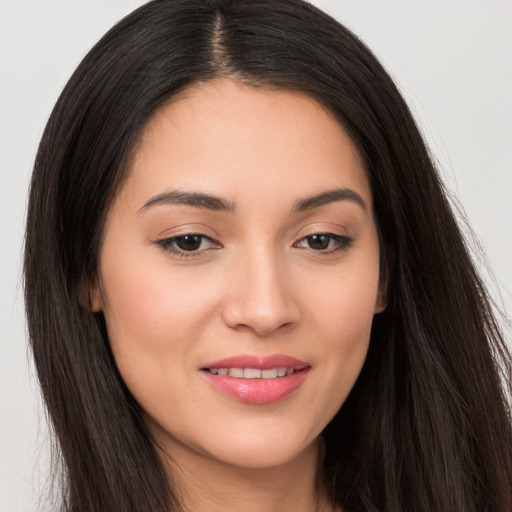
xmin=223 ymin=242 xmax=299 ymax=336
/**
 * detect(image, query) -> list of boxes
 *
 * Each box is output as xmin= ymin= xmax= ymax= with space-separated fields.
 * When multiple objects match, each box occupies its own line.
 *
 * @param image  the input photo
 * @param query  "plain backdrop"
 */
xmin=0 ymin=1 xmax=510 ymax=511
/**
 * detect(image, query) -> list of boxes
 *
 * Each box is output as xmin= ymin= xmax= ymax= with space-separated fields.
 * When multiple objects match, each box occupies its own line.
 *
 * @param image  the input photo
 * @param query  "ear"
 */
xmin=374 ymin=275 xmax=388 ymax=314
xmin=79 ymin=276 xmax=104 ymax=312
xmin=89 ymin=276 xmax=104 ymax=312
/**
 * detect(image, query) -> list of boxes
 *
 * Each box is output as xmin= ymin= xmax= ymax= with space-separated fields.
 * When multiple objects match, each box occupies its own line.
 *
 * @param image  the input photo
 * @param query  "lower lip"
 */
xmin=201 ymin=368 xmax=309 ymax=404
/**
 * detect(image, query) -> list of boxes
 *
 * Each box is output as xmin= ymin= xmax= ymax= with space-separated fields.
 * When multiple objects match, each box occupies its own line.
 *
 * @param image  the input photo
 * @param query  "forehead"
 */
xmin=120 ymin=79 xmax=372 ymax=212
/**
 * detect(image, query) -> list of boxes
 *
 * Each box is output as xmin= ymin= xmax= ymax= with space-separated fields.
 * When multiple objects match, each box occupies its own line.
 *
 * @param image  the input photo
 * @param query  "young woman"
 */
xmin=24 ymin=1 xmax=512 ymax=511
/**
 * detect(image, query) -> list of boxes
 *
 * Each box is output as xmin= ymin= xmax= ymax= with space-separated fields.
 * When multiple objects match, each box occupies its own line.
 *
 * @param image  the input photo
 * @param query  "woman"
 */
xmin=24 ymin=0 xmax=512 ymax=511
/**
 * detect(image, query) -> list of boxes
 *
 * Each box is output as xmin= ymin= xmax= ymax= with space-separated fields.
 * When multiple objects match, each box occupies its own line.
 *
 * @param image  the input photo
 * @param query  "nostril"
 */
xmin=222 ymin=313 xmax=298 ymax=337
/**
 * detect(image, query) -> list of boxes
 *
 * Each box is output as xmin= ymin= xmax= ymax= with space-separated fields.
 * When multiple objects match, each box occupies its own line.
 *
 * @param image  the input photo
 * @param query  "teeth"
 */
xmin=228 ymin=368 xmax=244 ymax=378
xmin=208 ymin=367 xmax=298 ymax=379
xmin=261 ymin=368 xmax=278 ymax=379
xmin=244 ymin=368 xmax=262 ymax=379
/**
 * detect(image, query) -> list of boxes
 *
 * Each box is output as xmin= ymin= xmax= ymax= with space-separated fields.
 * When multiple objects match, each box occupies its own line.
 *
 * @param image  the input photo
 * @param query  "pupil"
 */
xmin=176 ymin=235 xmax=202 ymax=251
xmin=308 ymin=234 xmax=330 ymax=250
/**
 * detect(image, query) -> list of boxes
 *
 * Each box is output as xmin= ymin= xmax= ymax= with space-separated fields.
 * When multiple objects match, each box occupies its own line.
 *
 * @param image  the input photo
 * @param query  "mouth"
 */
xmin=200 ymin=355 xmax=310 ymax=404
xmin=203 ymin=366 xmax=305 ymax=378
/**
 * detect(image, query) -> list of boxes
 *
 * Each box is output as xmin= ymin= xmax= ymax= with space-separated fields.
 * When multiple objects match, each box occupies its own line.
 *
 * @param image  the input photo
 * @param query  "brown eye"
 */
xmin=295 ymin=233 xmax=353 ymax=253
xmin=306 ymin=234 xmax=330 ymax=250
xmin=156 ymin=234 xmax=219 ymax=256
xmin=174 ymin=235 xmax=203 ymax=251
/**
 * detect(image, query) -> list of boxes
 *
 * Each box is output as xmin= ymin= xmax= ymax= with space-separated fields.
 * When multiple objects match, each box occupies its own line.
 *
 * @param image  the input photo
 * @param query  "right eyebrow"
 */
xmin=138 ymin=189 xmax=236 ymax=213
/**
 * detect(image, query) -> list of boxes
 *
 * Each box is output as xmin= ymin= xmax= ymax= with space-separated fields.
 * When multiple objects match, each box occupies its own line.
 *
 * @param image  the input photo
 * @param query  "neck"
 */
xmin=157 ymin=436 xmax=335 ymax=512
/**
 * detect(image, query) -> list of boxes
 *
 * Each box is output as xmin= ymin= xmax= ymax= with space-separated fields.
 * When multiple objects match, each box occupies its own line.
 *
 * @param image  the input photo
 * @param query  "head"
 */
xmin=24 ymin=1 xmax=511 ymax=511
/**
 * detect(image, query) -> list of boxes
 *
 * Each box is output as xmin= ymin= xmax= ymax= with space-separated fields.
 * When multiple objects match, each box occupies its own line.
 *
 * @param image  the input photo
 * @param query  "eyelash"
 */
xmin=155 ymin=232 xmax=353 ymax=259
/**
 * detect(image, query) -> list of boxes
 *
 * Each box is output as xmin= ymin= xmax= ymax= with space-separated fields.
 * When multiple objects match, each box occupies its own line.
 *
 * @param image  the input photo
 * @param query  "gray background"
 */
xmin=1 ymin=1 xmax=510 ymax=510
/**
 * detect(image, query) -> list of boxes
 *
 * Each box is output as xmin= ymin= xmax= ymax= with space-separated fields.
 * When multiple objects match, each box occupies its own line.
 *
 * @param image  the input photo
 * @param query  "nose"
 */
xmin=221 ymin=248 xmax=300 ymax=337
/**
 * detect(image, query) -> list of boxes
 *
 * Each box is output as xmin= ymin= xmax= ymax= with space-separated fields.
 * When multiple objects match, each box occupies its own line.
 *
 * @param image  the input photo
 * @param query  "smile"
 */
xmin=201 ymin=355 xmax=310 ymax=404
xmin=206 ymin=367 xmax=301 ymax=378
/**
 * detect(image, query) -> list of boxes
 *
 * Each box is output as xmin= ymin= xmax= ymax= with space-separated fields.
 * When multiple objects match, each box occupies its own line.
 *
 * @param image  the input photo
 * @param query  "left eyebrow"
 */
xmin=292 ymin=188 xmax=367 ymax=212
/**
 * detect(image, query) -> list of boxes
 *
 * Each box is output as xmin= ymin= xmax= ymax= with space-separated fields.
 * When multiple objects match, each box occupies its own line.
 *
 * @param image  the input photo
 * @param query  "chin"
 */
xmin=201 ymin=434 xmax=317 ymax=470
xmin=149 ymin=411 xmax=320 ymax=471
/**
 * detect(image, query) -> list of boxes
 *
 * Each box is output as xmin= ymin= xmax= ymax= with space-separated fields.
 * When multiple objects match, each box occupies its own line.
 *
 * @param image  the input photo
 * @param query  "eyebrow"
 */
xmin=293 ymin=188 xmax=367 ymax=212
xmin=138 ymin=187 xmax=367 ymax=214
xmin=138 ymin=190 xmax=236 ymax=213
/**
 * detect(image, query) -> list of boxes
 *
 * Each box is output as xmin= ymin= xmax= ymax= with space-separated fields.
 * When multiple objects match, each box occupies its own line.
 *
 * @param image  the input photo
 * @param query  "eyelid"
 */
xmin=292 ymin=220 xmax=348 ymax=237
xmin=154 ymin=222 xmax=220 ymax=240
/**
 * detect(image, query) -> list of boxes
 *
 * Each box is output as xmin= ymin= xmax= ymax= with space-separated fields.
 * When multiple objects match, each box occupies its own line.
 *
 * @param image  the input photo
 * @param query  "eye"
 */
xmin=156 ymin=234 xmax=220 ymax=257
xmin=294 ymin=233 xmax=353 ymax=253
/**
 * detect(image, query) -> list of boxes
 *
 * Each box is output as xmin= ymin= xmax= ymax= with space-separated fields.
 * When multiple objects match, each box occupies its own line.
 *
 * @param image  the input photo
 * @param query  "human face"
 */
xmin=92 ymin=79 xmax=385 ymax=470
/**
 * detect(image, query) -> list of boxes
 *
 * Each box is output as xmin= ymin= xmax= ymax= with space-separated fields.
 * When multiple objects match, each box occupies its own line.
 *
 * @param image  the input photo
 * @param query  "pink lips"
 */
xmin=200 ymin=354 xmax=310 ymax=404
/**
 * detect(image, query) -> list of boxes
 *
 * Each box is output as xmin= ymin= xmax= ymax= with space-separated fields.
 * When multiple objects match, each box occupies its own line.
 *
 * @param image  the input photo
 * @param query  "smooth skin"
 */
xmin=92 ymin=79 xmax=386 ymax=512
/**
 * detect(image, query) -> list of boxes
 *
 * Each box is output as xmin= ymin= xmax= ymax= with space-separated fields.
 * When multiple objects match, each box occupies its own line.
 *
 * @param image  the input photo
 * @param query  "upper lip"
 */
xmin=201 ymin=354 xmax=309 ymax=370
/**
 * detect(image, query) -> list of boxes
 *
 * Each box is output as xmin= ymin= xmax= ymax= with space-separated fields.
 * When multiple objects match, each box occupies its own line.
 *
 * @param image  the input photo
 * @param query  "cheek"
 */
xmin=302 ymin=251 xmax=380 ymax=424
xmin=99 ymin=261 xmax=224 ymax=431
xmin=98 ymin=251 xmax=220 ymax=383
xmin=309 ymin=249 xmax=380 ymax=344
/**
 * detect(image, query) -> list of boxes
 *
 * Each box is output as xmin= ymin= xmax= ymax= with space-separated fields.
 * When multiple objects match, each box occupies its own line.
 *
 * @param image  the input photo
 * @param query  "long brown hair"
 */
xmin=24 ymin=1 xmax=511 ymax=510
